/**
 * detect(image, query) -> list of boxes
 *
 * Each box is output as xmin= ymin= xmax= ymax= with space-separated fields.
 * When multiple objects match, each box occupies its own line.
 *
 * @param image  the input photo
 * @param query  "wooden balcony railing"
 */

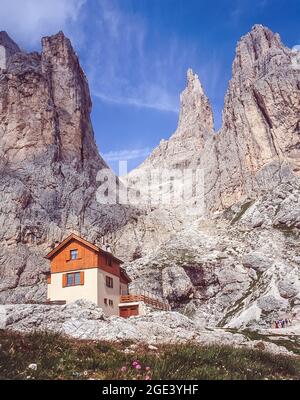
xmin=120 ymin=292 xmax=170 ymax=311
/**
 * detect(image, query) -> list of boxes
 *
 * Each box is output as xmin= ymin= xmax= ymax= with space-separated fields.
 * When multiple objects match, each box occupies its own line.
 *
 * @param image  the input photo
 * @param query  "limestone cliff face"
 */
xmin=130 ymin=25 xmax=300 ymax=212
xmin=0 ymin=31 xmax=102 ymax=172
xmin=0 ymin=32 xmax=133 ymax=303
xmin=204 ymin=25 xmax=300 ymax=210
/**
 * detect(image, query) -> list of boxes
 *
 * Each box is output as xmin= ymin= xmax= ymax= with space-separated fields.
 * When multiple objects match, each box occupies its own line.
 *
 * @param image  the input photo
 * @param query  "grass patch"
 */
xmin=0 ymin=330 xmax=299 ymax=380
xmin=232 ymin=329 xmax=300 ymax=356
xmin=225 ymin=328 xmax=300 ymax=356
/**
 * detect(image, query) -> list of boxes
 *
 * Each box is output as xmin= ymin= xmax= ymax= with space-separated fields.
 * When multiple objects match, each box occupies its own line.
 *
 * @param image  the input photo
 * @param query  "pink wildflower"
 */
xmin=120 ymin=366 xmax=127 ymax=372
xmin=145 ymin=366 xmax=151 ymax=371
xmin=135 ymin=364 xmax=142 ymax=370
xmin=132 ymin=360 xmax=140 ymax=367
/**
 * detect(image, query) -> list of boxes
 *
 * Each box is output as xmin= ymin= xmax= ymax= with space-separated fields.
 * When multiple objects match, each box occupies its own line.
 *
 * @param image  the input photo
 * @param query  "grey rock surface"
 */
xmin=123 ymin=189 xmax=300 ymax=329
xmin=0 ymin=300 xmax=294 ymax=355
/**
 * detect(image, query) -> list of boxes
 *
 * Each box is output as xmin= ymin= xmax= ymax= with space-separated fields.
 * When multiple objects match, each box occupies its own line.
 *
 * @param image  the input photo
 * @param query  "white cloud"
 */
xmin=93 ymin=89 xmax=179 ymax=113
xmin=103 ymin=148 xmax=151 ymax=162
xmin=230 ymin=0 xmax=270 ymax=24
xmin=85 ymin=0 xmax=195 ymax=113
xmin=0 ymin=0 xmax=86 ymax=48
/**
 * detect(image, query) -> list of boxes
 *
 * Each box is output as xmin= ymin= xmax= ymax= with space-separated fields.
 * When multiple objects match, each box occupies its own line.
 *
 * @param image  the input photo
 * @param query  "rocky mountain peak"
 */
xmin=232 ymin=24 xmax=289 ymax=82
xmin=0 ymin=31 xmax=103 ymax=171
xmin=205 ymin=24 xmax=300 ymax=211
xmin=127 ymin=68 xmax=214 ymax=173
xmin=0 ymin=31 xmax=21 ymax=52
xmin=41 ymin=31 xmax=76 ymax=67
xmin=186 ymin=68 xmax=204 ymax=94
xmin=0 ymin=31 xmax=21 ymax=70
xmin=249 ymin=24 xmax=282 ymax=50
xmin=177 ymin=68 xmax=213 ymax=137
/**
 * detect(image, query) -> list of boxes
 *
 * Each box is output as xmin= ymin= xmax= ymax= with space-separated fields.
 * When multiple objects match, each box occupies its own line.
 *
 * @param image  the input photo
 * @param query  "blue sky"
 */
xmin=0 ymin=0 xmax=299 ymax=173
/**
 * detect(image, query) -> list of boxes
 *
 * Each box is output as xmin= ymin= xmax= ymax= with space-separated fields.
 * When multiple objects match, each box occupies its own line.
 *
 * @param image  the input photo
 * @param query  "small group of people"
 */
xmin=274 ymin=318 xmax=292 ymax=329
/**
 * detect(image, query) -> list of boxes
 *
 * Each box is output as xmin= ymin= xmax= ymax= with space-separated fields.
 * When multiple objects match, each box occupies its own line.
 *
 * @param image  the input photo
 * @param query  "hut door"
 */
xmin=119 ymin=305 xmax=139 ymax=318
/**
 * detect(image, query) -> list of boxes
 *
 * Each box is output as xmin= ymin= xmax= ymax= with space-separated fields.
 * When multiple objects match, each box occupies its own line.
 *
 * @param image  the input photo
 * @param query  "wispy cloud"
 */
xmin=230 ymin=0 xmax=270 ymax=24
xmin=0 ymin=0 xmax=86 ymax=48
xmin=103 ymin=148 xmax=151 ymax=162
xmin=85 ymin=0 xmax=196 ymax=113
xmin=93 ymin=90 xmax=178 ymax=113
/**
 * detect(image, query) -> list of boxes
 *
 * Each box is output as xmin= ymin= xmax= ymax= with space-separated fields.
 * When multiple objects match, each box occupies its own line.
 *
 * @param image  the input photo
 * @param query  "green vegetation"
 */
xmin=227 ymin=329 xmax=300 ymax=356
xmin=0 ymin=330 xmax=299 ymax=380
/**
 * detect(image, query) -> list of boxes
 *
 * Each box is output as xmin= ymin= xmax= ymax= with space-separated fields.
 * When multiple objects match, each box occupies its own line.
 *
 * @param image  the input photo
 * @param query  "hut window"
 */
xmin=106 ymin=276 xmax=113 ymax=288
xmin=63 ymin=272 xmax=84 ymax=287
xmin=70 ymin=249 xmax=78 ymax=260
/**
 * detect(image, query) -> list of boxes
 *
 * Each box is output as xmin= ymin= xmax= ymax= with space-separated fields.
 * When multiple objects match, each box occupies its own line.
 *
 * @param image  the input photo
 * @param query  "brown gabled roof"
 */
xmin=101 ymin=248 xmax=124 ymax=265
xmin=120 ymin=267 xmax=132 ymax=284
xmin=45 ymin=233 xmax=123 ymax=264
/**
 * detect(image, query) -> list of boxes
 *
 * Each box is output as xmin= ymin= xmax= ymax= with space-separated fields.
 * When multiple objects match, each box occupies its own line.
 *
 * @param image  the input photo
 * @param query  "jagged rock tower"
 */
xmin=133 ymin=68 xmax=214 ymax=171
